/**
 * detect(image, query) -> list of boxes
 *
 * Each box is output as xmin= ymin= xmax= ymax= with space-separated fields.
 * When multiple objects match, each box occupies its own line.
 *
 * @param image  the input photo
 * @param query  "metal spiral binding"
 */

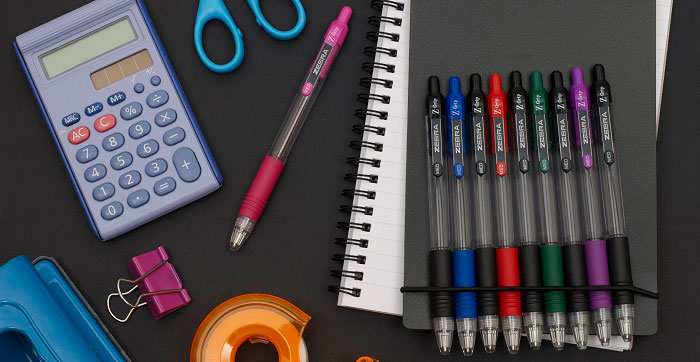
xmin=330 ymin=0 xmax=405 ymax=299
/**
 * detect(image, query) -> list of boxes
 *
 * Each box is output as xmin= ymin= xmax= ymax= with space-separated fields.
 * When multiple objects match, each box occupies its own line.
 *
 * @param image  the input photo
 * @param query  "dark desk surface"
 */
xmin=0 ymin=0 xmax=696 ymax=360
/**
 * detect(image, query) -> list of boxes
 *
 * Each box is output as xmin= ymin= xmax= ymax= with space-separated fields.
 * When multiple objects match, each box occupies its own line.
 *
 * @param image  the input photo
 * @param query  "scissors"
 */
xmin=194 ymin=0 xmax=306 ymax=73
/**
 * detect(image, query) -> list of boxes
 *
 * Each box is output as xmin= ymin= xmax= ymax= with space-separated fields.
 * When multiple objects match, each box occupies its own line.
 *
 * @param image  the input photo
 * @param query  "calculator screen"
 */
xmin=40 ymin=17 xmax=137 ymax=79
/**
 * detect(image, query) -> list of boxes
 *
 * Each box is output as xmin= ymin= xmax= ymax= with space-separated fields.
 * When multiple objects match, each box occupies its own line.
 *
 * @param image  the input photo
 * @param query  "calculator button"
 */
xmin=154 ymin=108 xmax=177 ymax=127
xmin=134 ymin=83 xmax=145 ymax=93
xmin=154 ymin=177 xmax=176 ymax=196
xmin=107 ymin=91 xmax=126 ymax=106
xmin=119 ymin=170 xmax=141 ymax=189
xmin=163 ymin=127 xmax=186 ymax=146
xmin=137 ymin=139 xmax=159 ymax=158
xmin=173 ymin=147 xmax=201 ymax=183
xmin=150 ymin=76 xmax=161 ymax=86
xmin=120 ymin=102 xmax=143 ymax=120
xmin=127 ymin=189 xmax=150 ymax=208
xmin=129 ymin=120 xmax=151 ymax=139
xmin=145 ymin=158 xmax=168 ymax=177
xmin=75 ymin=145 xmax=98 ymax=163
xmin=68 ymin=126 xmax=90 ymax=145
xmin=110 ymin=152 xmax=133 ymax=170
xmin=84 ymin=164 xmax=107 ymax=182
xmin=85 ymin=102 xmax=103 ymax=116
xmin=62 ymin=112 xmax=81 ymax=127
xmin=102 ymin=133 xmax=125 ymax=151
xmin=146 ymin=90 xmax=169 ymax=108
xmin=92 ymin=182 xmax=115 ymax=201
xmin=101 ymin=201 xmax=123 ymax=220
xmin=94 ymin=114 xmax=117 ymax=132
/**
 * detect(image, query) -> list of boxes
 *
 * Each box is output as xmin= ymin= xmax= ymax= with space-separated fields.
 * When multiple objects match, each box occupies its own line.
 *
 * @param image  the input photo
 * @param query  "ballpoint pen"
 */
xmin=467 ymin=74 xmax=500 ymax=354
xmin=488 ymin=74 xmax=522 ymax=354
xmin=447 ymin=76 xmax=477 ymax=356
xmin=550 ymin=71 xmax=590 ymax=350
xmin=507 ymin=71 xmax=543 ymax=350
xmin=590 ymin=64 xmax=635 ymax=341
xmin=229 ymin=7 xmax=352 ymax=251
xmin=530 ymin=71 xmax=566 ymax=351
xmin=570 ymin=67 xmax=613 ymax=346
xmin=425 ymin=76 xmax=455 ymax=355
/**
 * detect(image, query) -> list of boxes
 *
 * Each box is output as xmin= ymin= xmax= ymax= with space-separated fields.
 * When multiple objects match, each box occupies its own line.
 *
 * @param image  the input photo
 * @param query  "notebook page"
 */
xmin=337 ymin=1 xmax=411 ymax=315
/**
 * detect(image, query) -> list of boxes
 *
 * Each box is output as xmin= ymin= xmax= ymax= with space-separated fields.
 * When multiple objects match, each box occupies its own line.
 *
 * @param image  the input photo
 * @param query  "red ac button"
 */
xmin=94 ymin=114 xmax=116 ymax=132
xmin=68 ymin=126 xmax=90 ymax=144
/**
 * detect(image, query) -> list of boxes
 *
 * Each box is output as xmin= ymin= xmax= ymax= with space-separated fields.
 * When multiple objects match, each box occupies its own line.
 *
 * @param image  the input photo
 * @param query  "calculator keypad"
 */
xmin=145 ymin=158 xmax=167 ymax=177
xmin=119 ymin=170 xmax=141 ymax=189
xmin=76 ymin=145 xmax=98 ymax=163
xmin=69 ymin=126 xmax=90 ymax=145
xmin=101 ymin=201 xmax=123 ymax=220
xmin=127 ymin=189 xmax=150 ymax=208
xmin=146 ymin=90 xmax=168 ymax=108
xmin=137 ymin=139 xmax=159 ymax=158
xmin=110 ymin=152 xmax=133 ymax=170
xmin=85 ymin=164 xmax=107 ymax=182
xmin=129 ymin=121 xmax=151 ymax=139
xmin=163 ymin=127 xmax=185 ymax=146
xmin=120 ymin=102 xmax=143 ymax=120
xmin=154 ymin=108 xmax=176 ymax=127
xmin=93 ymin=182 xmax=115 ymax=201
xmin=173 ymin=147 xmax=201 ymax=182
xmin=154 ymin=177 xmax=176 ymax=196
xmin=94 ymin=114 xmax=116 ymax=132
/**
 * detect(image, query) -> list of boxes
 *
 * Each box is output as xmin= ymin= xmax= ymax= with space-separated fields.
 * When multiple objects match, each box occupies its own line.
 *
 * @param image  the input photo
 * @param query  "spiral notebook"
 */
xmin=331 ymin=0 xmax=411 ymax=316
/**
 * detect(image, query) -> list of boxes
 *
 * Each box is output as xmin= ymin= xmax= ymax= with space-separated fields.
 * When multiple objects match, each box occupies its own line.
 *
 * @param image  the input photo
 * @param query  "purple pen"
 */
xmin=570 ymin=67 xmax=613 ymax=346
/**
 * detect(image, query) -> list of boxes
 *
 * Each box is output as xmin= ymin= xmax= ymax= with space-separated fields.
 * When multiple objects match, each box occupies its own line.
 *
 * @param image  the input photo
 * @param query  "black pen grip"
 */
xmin=563 ymin=244 xmax=590 ymax=312
xmin=429 ymin=249 xmax=454 ymax=318
xmin=475 ymin=247 xmax=499 ymax=316
xmin=518 ymin=244 xmax=544 ymax=313
xmin=607 ymin=236 xmax=635 ymax=305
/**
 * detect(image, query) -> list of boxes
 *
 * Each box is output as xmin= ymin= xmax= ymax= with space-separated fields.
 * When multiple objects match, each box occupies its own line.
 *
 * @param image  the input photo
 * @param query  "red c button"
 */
xmin=94 ymin=114 xmax=116 ymax=132
xmin=68 ymin=126 xmax=90 ymax=145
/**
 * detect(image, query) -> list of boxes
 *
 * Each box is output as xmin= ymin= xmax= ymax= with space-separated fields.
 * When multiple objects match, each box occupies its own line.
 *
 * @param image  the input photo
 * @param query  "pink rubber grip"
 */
xmin=238 ymin=156 xmax=285 ymax=222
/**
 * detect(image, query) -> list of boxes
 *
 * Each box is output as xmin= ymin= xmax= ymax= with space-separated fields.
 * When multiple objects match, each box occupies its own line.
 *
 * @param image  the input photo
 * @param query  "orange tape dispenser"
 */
xmin=190 ymin=294 xmax=310 ymax=362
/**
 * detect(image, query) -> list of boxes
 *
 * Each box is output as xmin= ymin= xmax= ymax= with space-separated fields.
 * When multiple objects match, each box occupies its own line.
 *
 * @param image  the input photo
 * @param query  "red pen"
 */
xmin=488 ymin=74 xmax=522 ymax=353
xmin=229 ymin=7 xmax=352 ymax=251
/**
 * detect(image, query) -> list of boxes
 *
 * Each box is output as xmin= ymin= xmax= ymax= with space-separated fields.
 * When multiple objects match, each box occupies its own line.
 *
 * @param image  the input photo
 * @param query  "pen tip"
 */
xmin=571 ymin=66 xmax=585 ymax=85
xmin=509 ymin=71 xmax=522 ymax=88
xmin=489 ymin=74 xmax=503 ymax=92
xmin=337 ymin=6 xmax=352 ymax=24
xmin=593 ymin=64 xmax=606 ymax=81
xmin=469 ymin=73 xmax=482 ymax=91
xmin=428 ymin=76 xmax=441 ymax=94
xmin=449 ymin=76 xmax=461 ymax=93
xmin=551 ymin=71 xmax=564 ymax=89
xmin=530 ymin=71 xmax=543 ymax=88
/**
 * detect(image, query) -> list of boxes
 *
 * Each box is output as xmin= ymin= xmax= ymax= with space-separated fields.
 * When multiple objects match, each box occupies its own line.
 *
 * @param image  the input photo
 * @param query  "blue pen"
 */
xmin=447 ymin=76 xmax=478 ymax=356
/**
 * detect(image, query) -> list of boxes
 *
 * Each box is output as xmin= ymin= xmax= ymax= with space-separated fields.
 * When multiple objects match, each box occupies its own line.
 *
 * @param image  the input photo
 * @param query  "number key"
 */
xmin=119 ymin=170 xmax=141 ymax=189
xmin=137 ymin=139 xmax=159 ymax=158
xmin=145 ymin=158 xmax=168 ymax=177
xmin=76 ymin=145 xmax=98 ymax=163
xmin=101 ymin=201 xmax=123 ymax=220
xmin=102 ymin=133 xmax=125 ymax=151
xmin=110 ymin=152 xmax=133 ymax=170
xmin=92 ymin=182 xmax=115 ymax=201
xmin=128 ymin=120 xmax=151 ymax=139
xmin=84 ymin=164 xmax=107 ymax=182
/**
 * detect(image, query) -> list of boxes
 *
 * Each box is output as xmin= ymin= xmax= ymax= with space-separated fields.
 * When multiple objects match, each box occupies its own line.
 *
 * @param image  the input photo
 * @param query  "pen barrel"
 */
xmin=540 ymin=245 xmax=567 ymax=314
xmin=453 ymin=250 xmax=477 ymax=319
xmin=518 ymin=244 xmax=543 ymax=313
xmin=563 ymin=244 xmax=590 ymax=312
xmin=238 ymin=156 xmax=285 ymax=221
xmin=496 ymin=248 xmax=521 ymax=317
xmin=584 ymin=240 xmax=613 ymax=309
xmin=475 ymin=247 xmax=499 ymax=316
xmin=606 ymin=236 xmax=634 ymax=305
xmin=430 ymin=249 xmax=454 ymax=318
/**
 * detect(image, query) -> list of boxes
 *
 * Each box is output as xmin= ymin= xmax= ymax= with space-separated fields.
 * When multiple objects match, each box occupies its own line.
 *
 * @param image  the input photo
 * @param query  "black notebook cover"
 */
xmin=402 ymin=0 xmax=657 ymax=335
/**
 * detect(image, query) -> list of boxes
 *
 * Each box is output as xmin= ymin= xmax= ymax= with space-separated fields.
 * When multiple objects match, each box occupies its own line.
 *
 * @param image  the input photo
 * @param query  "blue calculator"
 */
xmin=14 ymin=0 xmax=223 ymax=240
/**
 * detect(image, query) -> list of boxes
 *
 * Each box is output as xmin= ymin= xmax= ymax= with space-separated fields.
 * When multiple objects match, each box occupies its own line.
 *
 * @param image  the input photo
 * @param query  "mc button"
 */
xmin=68 ymin=126 xmax=90 ymax=145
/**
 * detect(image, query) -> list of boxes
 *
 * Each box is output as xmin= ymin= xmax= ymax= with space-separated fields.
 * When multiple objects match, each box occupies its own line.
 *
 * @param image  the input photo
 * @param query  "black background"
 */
xmin=0 ymin=0 xmax=696 ymax=361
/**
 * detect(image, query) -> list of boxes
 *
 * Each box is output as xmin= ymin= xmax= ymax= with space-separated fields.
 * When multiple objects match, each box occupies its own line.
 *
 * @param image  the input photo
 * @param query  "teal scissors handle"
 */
xmin=247 ymin=0 xmax=306 ymax=40
xmin=194 ymin=0 xmax=244 ymax=73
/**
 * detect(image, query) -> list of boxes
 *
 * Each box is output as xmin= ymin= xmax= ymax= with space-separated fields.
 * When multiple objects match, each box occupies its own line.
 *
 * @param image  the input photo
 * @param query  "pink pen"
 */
xmin=229 ymin=6 xmax=352 ymax=251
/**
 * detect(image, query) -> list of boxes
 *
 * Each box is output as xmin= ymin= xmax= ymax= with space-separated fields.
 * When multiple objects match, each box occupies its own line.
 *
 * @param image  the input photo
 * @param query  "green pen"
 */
xmin=529 ymin=71 xmax=566 ymax=350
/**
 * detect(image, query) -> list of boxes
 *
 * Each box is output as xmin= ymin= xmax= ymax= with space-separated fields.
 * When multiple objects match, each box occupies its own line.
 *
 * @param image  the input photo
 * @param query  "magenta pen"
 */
xmin=230 ymin=7 xmax=352 ymax=251
xmin=570 ymin=67 xmax=613 ymax=345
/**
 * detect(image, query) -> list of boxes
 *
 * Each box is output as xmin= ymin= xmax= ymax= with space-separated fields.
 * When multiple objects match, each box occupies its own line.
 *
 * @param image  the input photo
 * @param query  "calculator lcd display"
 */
xmin=40 ymin=17 xmax=137 ymax=79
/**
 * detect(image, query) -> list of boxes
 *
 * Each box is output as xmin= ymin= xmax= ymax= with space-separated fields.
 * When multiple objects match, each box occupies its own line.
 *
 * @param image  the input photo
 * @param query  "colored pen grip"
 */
xmin=607 ymin=237 xmax=635 ymax=305
xmin=453 ymin=250 xmax=477 ymax=319
xmin=496 ymin=248 xmax=521 ymax=317
xmin=475 ymin=248 xmax=499 ymax=316
xmin=540 ymin=245 xmax=566 ymax=313
xmin=518 ymin=245 xmax=543 ymax=313
xmin=238 ymin=156 xmax=285 ymax=222
xmin=429 ymin=250 xmax=454 ymax=318
xmin=563 ymin=244 xmax=590 ymax=312
xmin=584 ymin=240 xmax=613 ymax=310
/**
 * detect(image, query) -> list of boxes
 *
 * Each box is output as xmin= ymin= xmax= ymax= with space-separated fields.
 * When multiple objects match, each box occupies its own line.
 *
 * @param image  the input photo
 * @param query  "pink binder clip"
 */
xmin=107 ymin=246 xmax=190 ymax=322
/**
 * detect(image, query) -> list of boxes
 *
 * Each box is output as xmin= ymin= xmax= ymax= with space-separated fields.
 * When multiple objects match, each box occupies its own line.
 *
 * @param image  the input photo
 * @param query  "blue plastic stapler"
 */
xmin=0 ymin=256 xmax=129 ymax=361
